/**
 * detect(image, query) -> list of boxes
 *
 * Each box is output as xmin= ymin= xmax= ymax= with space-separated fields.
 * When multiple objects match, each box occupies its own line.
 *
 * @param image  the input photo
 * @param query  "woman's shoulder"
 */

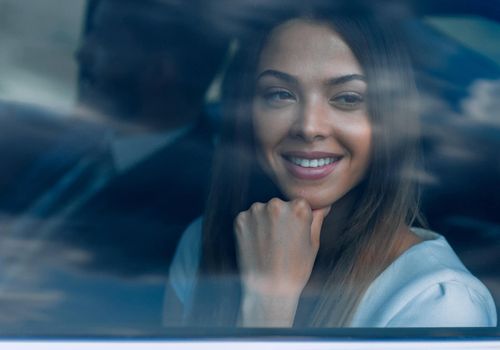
xmin=177 ymin=216 xmax=204 ymax=250
xmin=351 ymin=228 xmax=497 ymax=327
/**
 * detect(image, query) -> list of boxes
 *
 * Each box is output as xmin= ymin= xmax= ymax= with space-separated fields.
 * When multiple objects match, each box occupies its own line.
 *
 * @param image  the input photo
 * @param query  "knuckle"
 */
xmin=292 ymin=198 xmax=311 ymax=218
xmin=250 ymin=202 xmax=263 ymax=212
xmin=267 ymin=198 xmax=283 ymax=215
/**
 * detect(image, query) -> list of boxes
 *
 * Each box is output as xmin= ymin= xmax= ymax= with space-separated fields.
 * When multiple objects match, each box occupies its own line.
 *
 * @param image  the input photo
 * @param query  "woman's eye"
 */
xmin=330 ymin=92 xmax=364 ymax=110
xmin=261 ymin=89 xmax=296 ymax=107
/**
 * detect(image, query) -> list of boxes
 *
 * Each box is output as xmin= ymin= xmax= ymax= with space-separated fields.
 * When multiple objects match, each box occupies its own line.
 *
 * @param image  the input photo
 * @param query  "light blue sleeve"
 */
xmin=351 ymin=231 xmax=498 ymax=327
xmin=168 ymin=217 xmax=203 ymax=312
xmin=387 ymin=281 xmax=497 ymax=327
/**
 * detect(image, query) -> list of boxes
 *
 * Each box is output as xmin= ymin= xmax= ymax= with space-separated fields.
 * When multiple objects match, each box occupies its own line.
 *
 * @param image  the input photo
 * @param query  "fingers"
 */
xmin=235 ymin=197 xmax=330 ymax=251
xmin=234 ymin=198 xmax=329 ymax=298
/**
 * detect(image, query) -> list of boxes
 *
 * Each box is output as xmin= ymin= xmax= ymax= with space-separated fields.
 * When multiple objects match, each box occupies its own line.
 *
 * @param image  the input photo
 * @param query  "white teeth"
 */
xmin=289 ymin=157 xmax=337 ymax=168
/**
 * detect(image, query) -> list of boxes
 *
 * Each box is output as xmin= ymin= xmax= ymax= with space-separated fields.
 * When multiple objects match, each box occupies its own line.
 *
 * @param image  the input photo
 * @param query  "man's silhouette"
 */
xmin=0 ymin=0 xmax=227 ymax=334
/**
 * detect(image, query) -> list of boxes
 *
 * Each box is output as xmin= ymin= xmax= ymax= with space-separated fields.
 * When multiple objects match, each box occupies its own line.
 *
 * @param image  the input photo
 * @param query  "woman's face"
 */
xmin=253 ymin=19 xmax=372 ymax=210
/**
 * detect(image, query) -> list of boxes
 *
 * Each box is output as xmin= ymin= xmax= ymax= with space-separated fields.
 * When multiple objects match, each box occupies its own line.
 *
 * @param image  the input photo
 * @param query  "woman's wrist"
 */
xmin=239 ymin=289 xmax=301 ymax=327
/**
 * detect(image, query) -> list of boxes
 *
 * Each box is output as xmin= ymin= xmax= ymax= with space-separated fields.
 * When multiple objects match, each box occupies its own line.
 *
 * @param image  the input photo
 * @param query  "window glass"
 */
xmin=0 ymin=0 xmax=499 ymax=342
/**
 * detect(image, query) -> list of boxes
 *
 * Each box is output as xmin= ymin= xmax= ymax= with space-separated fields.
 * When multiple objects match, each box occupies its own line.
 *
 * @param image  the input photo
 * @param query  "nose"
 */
xmin=290 ymin=97 xmax=331 ymax=142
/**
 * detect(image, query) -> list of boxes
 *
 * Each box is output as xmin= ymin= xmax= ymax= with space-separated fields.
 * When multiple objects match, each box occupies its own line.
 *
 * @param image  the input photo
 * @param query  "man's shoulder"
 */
xmin=0 ymin=101 xmax=112 ymax=211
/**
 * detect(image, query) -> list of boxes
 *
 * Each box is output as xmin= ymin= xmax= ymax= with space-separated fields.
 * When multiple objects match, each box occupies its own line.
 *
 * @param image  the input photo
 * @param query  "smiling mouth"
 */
xmin=288 ymin=156 xmax=339 ymax=168
xmin=282 ymin=153 xmax=343 ymax=180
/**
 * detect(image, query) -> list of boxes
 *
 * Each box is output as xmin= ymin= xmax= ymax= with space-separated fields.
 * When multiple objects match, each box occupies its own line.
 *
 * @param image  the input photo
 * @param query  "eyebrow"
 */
xmin=326 ymin=74 xmax=366 ymax=85
xmin=257 ymin=70 xmax=298 ymax=84
xmin=257 ymin=69 xmax=366 ymax=86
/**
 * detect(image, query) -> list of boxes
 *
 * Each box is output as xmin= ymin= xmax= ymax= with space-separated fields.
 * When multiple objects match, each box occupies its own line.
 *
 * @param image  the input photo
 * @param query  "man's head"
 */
xmin=76 ymin=0 xmax=227 ymax=130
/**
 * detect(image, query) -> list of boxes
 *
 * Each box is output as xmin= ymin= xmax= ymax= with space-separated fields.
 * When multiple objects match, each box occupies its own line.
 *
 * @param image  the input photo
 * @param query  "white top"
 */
xmin=166 ymin=217 xmax=497 ymax=327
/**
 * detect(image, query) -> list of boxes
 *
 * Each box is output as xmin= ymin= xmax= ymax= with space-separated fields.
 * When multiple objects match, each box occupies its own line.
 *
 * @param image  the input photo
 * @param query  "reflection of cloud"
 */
xmin=0 ymin=228 xmax=69 ymax=326
xmin=0 ymin=237 xmax=68 ymax=327
xmin=1 ymin=235 xmax=94 ymax=267
xmin=0 ymin=228 xmax=164 ymax=285
xmin=403 ymin=168 xmax=438 ymax=185
xmin=418 ymin=90 xmax=456 ymax=117
xmin=418 ymin=101 xmax=465 ymax=167
xmin=0 ymin=231 xmax=166 ymax=331
xmin=461 ymin=79 xmax=500 ymax=126
xmin=0 ymin=290 xmax=65 ymax=325
xmin=432 ymin=143 xmax=476 ymax=162
xmin=0 ymin=213 xmax=95 ymax=293
xmin=418 ymin=82 xmax=500 ymax=170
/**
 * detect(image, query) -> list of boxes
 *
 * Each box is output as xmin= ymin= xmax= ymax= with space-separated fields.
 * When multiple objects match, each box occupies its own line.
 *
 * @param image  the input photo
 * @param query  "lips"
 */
xmin=282 ymin=151 xmax=342 ymax=180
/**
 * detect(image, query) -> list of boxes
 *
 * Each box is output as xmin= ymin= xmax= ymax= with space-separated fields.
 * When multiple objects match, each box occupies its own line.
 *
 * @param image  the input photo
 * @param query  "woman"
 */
xmin=165 ymin=10 xmax=497 ymax=327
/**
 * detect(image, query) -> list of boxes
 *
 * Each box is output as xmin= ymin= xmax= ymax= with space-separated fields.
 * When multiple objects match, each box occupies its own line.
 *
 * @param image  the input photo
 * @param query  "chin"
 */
xmin=307 ymin=199 xmax=334 ymax=211
xmin=285 ymin=190 xmax=335 ymax=210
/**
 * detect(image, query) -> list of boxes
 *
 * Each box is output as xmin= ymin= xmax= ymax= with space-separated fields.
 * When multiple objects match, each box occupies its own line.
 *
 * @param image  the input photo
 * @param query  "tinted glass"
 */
xmin=0 ymin=0 xmax=499 ymax=339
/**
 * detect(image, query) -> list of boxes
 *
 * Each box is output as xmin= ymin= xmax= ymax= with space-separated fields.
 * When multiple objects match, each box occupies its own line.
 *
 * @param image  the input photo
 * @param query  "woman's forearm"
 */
xmin=235 ymin=199 xmax=330 ymax=327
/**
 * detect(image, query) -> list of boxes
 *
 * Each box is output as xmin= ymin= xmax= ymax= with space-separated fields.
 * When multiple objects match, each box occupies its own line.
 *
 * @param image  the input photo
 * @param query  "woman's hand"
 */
xmin=235 ymin=198 xmax=330 ymax=326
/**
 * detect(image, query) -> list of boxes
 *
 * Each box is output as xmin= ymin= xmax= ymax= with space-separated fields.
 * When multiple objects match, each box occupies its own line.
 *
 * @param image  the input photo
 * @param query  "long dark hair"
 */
xmin=187 ymin=8 xmax=422 ymax=327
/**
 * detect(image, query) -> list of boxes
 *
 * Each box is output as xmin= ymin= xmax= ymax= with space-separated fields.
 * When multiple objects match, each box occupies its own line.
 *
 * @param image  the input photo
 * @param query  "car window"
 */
xmin=0 ymin=0 xmax=499 ymax=347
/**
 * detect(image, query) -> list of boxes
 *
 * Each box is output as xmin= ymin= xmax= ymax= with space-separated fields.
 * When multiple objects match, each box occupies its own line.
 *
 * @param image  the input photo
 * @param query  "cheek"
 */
xmin=357 ymin=123 xmax=372 ymax=158
xmin=353 ymin=122 xmax=372 ymax=170
xmin=339 ymin=119 xmax=372 ymax=168
xmin=252 ymin=105 xmax=290 ymax=157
